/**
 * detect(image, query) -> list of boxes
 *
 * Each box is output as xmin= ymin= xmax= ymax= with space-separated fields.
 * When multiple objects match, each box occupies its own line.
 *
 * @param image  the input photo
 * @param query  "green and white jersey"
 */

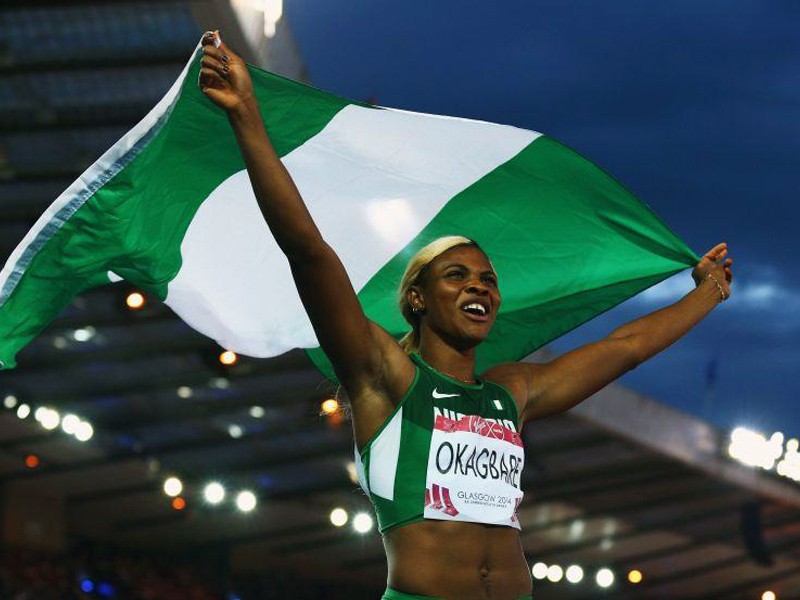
xmin=355 ymin=354 xmax=525 ymax=534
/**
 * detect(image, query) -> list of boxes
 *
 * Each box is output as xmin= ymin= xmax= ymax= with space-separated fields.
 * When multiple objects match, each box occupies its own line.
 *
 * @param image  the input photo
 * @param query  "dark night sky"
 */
xmin=284 ymin=1 xmax=800 ymax=437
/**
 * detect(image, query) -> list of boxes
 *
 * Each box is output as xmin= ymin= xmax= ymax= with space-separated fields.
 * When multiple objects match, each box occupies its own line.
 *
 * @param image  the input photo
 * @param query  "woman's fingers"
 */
xmin=199 ymin=66 xmax=226 ymax=90
xmin=199 ymin=32 xmax=227 ymax=93
xmin=198 ymin=33 xmax=234 ymax=90
xmin=701 ymin=243 xmax=729 ymax=267
xmin=703 ymin=242 xmax=727 ymax=261
xmin=201 ymin=30 xmax=219 ymax=48
xmin=197 ymin=30 xmax=253 ymax=111
xmin=202 ymin=43 xmax=231 ymax=64
xmin=691 ymin=242 xmax=733 ymax=295
xmin=201 ymin=55 xmax=229 ymax=78
xmin=201 ymin=31 xmax=235 ymax=63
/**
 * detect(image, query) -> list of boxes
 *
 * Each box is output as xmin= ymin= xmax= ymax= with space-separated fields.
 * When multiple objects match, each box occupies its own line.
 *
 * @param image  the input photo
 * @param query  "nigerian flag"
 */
xmin=0 ymin=43 xmax=698 ymax=374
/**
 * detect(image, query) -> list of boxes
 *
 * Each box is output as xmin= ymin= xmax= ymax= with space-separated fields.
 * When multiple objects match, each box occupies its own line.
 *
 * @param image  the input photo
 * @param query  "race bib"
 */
xmin=424 ymin=413 xmax=524 ymax=528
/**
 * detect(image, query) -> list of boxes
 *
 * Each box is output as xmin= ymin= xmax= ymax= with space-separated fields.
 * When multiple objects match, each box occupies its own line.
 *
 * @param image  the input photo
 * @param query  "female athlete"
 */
xmin=197 ymin=32 xmax=733 ymax=600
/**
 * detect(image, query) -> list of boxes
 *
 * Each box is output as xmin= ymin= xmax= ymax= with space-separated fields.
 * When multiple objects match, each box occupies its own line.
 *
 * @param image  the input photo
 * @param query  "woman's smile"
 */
xmin=459 ymin=300 xmax=490 ymax=321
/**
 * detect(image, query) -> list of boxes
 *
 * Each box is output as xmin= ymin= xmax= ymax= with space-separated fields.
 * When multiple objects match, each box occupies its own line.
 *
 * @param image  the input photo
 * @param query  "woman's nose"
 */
xmin=466 ymin=281 xmax=489 ymax=294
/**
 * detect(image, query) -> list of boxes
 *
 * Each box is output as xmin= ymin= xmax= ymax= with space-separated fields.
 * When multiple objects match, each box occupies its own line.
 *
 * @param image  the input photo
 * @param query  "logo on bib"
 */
xmin=425 ymin=484 xmax=459 ymax=516
xmin=432 ymin=388 xmax=460 ymax=399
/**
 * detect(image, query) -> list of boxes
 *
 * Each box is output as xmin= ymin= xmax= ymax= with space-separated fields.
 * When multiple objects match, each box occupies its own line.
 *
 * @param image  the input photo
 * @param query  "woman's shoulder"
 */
xmin=481 ymin=362 xmax=529 ymax=403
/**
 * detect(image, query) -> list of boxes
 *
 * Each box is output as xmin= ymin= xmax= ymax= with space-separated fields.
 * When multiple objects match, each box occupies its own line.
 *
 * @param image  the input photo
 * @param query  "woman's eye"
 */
xmin=483 ymin=277 xmax=498 ymax=287
xmin=446 ymin=271 xmax=464 ymax=279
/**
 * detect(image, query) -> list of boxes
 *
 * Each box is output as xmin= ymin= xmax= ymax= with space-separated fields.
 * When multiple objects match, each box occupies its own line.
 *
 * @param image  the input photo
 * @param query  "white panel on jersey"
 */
xmin=368 ymin=407 xmax=404 ymax=500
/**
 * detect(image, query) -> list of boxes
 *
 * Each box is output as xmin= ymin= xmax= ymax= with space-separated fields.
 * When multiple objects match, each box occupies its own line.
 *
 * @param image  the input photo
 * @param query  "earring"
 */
xmin=412 ymin=305 xmax=424 ymax=315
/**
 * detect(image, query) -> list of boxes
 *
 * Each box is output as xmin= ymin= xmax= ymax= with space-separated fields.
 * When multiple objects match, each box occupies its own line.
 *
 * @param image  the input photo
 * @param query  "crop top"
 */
xmin=354 ymin=353 xmax=525 ymax=534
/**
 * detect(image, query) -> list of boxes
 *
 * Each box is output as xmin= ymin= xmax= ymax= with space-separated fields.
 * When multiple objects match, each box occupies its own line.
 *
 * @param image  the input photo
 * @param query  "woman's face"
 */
xmin=412 ymin=245 xmax=501 ymax=348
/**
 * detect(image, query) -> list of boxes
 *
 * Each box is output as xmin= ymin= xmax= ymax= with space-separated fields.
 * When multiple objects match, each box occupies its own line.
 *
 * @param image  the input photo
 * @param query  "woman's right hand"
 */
xmin=198 ymin=31 xmax=255 ymax=114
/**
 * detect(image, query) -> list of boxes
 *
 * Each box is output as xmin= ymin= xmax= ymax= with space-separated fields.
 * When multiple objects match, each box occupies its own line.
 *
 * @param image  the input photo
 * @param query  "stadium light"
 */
xmin=163 ymin=477 xmax=183 ymax=497
xmin=596 ymin=568 xmax=614 ymax=588
xmin=628 ymin=569 xmax=643 ymax=584
xmin=546 ymin=565 xmax=563 ymax=583
xmin=75 ymin=421 xmax=94 ymax=442
xmin=219 ymin=350 xmax=238 ymax=366
xmin=728 ymin=426 xmax=783 ymax=470
xmin=236 ymin=491 xmax=257 ymax=512
xmin=321 ymin=398 xmax=339 ymax=415
xmin=531 ymin=562 xmax=548 ymax=580
xmin=73 ymin=327 xmax=95 ymax=342
xmin=565 ymin=565 xmax=584 ymax=583
xmin=352 ymin=512 xmax=373 ymax=533
xmin=330 ymin=508 xmax=348 ymax=527
xmin=126 ymin=292 xmax=145 ymax=309
xmin=204 ymin=482 xmax=226 ymax=504
xmin=61 ymin=414 xmax=80 ymax=434
xmin=40 ymin=408 xmax=60 ymax=430
xmin=261 ymin=0 xmax=283 ymax=37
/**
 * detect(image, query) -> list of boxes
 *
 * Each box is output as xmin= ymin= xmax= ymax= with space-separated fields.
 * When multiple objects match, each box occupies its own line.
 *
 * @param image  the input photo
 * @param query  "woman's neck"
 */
xmin=417 ymin=338 xmax=477 ymax=383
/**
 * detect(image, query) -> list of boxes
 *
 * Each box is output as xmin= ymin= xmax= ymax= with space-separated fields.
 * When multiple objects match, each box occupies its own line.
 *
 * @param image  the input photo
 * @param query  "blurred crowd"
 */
xmin=0 ymin=546 xmax=378 ymax=599
xmin=0 ymin=547 xmax=222 ymax=600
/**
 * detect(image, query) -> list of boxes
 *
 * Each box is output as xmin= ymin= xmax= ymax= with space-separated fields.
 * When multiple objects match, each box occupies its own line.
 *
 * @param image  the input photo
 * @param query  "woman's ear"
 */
xmin=407 ymin=287 xmax=425 ymax=313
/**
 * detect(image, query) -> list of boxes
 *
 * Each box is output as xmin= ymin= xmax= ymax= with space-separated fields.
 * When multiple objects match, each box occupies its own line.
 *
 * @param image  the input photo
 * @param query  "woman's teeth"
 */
xmin=462 ymin=303 xmax=487 ymax=316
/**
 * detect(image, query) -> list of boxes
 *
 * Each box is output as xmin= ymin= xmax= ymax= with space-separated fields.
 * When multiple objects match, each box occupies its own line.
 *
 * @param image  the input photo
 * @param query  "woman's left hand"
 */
xmin=691 ymin=242 xmax=733 ymax=300
xmin=198 ymin=31 xmax=255 ymax=115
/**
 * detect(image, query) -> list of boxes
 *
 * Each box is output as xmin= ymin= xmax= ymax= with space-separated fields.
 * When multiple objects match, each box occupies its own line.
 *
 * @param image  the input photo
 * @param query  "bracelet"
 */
xmin=704 ymin=272 xmax=728 ymax=302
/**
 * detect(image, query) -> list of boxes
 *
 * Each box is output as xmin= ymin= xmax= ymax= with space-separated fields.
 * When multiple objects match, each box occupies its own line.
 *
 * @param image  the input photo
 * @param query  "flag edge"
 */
xmin=0 ymin=45 xmax=203 ymax=310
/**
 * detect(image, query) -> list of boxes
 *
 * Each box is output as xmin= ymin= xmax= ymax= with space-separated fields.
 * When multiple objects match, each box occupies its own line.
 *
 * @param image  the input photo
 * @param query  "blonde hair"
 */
xmin=397 ymin=235 xmax=478 ymax=354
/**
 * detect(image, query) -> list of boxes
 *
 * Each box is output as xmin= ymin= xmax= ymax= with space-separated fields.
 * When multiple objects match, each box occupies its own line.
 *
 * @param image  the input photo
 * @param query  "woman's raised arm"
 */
xmin=197 ymin=33 xmax=404 ymax=395
xmin=489 ymin=243 xmax=733 ymax=423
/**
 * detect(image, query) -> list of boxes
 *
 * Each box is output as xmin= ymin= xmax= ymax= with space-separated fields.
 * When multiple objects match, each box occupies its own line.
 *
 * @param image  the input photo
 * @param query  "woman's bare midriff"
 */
xmin=384 ymin=520 xmax=532 ymax=600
